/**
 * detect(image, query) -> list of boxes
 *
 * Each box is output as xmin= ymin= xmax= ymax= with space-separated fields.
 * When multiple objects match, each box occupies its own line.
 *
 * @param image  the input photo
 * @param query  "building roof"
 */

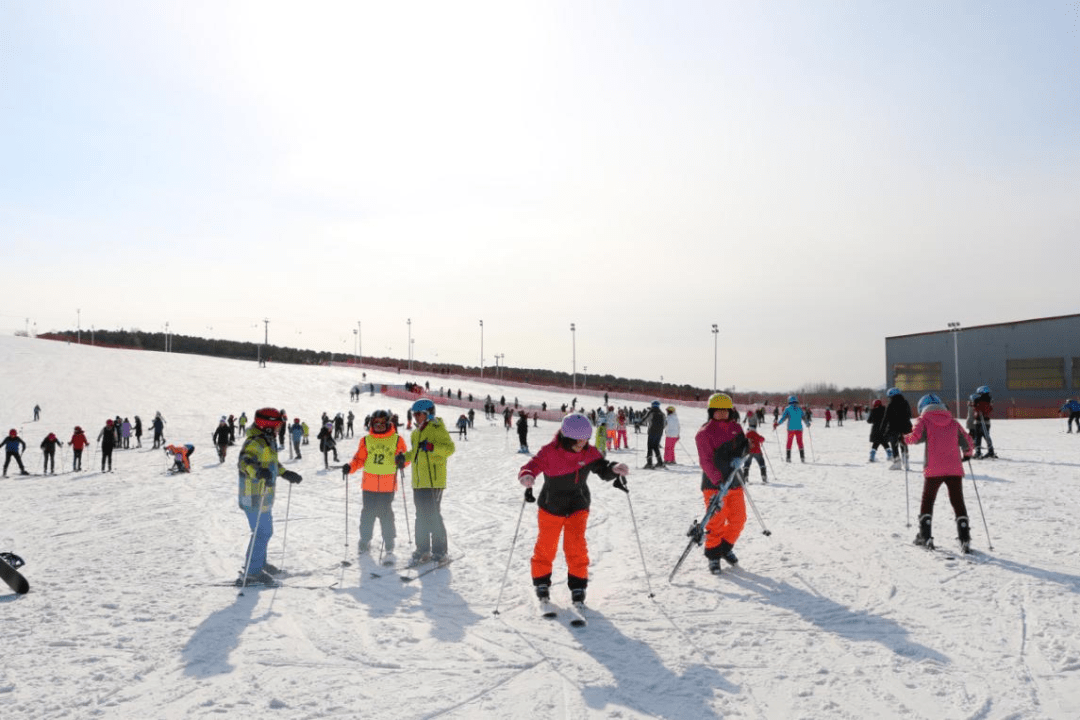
xmin=886 ymin=312 xmax=1080 ymax=341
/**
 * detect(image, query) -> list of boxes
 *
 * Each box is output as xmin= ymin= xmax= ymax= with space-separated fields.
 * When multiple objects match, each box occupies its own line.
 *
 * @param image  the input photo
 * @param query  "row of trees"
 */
xmin=37 ymin=330 xmax=879 ymax=406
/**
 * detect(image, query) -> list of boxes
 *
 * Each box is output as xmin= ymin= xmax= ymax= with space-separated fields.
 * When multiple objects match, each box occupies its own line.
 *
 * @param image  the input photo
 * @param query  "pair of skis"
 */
xmin=540 ymin=598 xmax=587 ymax=627
xmin=668 ymin=465 xmax=747 ymax=583
xmin=1 ymin=553 xmax=30 ymax=595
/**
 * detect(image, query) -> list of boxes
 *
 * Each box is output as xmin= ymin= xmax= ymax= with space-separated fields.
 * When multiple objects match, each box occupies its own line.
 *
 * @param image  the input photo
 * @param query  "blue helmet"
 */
xmin=411 ymin=398 xmax=435 ymax=415
xmin=917 ymin=393 xmax=943 ymax=414
xmin=651 ymin=401 xmax=661 ymax=408
xmin=887 ymin=387 xmax=901 ymax=397
xmin=787 ymin=395 xmax=798 ymax=405
xmin=976 ymin=385 xmax=991 ymax=395
xmin=969 ymin=393 xmax=980 ymax=402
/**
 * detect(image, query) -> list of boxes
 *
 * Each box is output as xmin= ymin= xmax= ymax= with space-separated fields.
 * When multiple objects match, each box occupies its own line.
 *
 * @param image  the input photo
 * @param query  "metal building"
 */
xmin=885 ymin=313 xmax=1080 ymax=418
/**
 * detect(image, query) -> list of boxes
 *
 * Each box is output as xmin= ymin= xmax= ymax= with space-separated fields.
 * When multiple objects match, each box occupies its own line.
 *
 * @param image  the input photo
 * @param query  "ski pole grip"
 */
xmin=524 ymin=487 xmax=535 ymax=503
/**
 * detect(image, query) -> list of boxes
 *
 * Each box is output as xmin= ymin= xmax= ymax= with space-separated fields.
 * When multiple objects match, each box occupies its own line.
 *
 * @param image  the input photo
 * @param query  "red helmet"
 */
xmin=74 ymin=426 xmax=83 ymax=433
xmin=106 ymin=419 xmax=114 ymax=426
xmin=8 ymin=429 xmax=15 ymax=437
xmin=872 ymin=400 xmax=883 ymax=408
xmin=254 ymin=407 xmax=284 ymax=431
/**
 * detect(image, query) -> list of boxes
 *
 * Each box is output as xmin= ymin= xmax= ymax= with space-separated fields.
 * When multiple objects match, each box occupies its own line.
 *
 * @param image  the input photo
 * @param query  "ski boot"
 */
xmin=535 ymin=584 xmax=550 ymax=601
xmin=644 ymin=461 xmax=654 ymax=469
xmin=785 ymin=450 xmax=791 ymax=463
xmin=571 ymin=588 xmax=586 ymax=604
xmin=799 ymin=449 xmax=805 ymax=463
xmin=263 ymin=562 xmax=281 ymax=575
xmin=761 ymin=473 xmax=768 ymax=484
xmin=719 ymin=540 xmax=739 ymax=566
xmin=869 ymin=449 xmax=876 ymax=463
xmin=708 ymin=558 xmax=722 ymax=575
xmin=913 ymin=514 xmax=934 ymax=549
xmin=957 ymin=516 xmax=972 ymax=554
xmin=357 ymin=540 xmax=370 ymax=555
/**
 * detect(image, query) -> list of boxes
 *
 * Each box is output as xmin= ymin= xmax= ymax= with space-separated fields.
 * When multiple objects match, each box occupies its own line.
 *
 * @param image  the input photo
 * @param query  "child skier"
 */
xmin=40 ymin=433 xmax=63 ymax=474
xmin=904 ymin=393 xmax=976 ymax=553
xmin=97 ymin=419 xmax=116 ymax=472
xmin=70 ymin=426 xmax=89 ymax=471
xmin=664 ymin=406 xmax=681 ymax=465
xmin=968 ymin=386 xmax=997 ymax=459
xmin=518 ymin=413 xmax=628 ymax=605
xmin=408 ymin=399 xmax=456 ymax=564
xmin=236 ymin=408 xmax=302 ymax=586
xmin=289 ymin=418 xmax=304 ymax=459
xmin=696 ymin=393 xmax=750 ymax=574
xmin=165 ymin=444 xmax=195 ymax=473
xmin=343 ymin=409 xmax=408 ymax=561
xmin=743 ymin=416 xmax=767 ymax=483
xmin=516 ymin=411 xmax=530 ymax=454
xmin=318 ymin=422 xmax=339 ymax=469
xmin=774 ymin=395 xmax=808 ymax=463
xmin=213 ymin=417 xmax=231 ymax=463
xmin=881 ymin=388 xmax=914 ymax=469
xmin=866 ymin=399 xmax=889 ymax=462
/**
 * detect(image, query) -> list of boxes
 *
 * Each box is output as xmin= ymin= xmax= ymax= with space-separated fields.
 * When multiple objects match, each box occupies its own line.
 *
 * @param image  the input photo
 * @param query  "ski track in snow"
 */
xmin=2 ymin=336 xmax=1080 ymax=718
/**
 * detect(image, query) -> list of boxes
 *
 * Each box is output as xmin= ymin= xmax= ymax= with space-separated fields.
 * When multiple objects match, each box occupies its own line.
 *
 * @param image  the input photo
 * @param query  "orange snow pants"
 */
xmin=702 ymin=486 xmax=745 ymax=551
xmin=532 ymin=508 xmax=590 ymax=584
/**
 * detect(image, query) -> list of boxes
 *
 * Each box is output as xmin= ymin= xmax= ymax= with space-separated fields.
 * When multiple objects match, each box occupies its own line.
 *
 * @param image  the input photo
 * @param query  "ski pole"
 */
xmin=806 ymin=426 xmax=816 ymax=462
xmin=278 ymin=481 xmax=294 ymax=574
xmin=622 ymin=486 xmax=655 ymax=598
xmin=398 ymin=467 xmax=412 ymax=547
xmin=493 ymin=488 xmax=533 ymax=616
xmin=904 ymin=449 xmax=911 ymax=528
xmin=740 ymin=479 xmax=772 ymax=537
xmin=761 ymin=446 xmax=779 ymax=481
xmin=239 ymin=477 xmax=270 ymax=596
xmin=341 ymin=469 xmax=352 ymax=567
xmin=966 ymin=458 xmax=994 ymax=550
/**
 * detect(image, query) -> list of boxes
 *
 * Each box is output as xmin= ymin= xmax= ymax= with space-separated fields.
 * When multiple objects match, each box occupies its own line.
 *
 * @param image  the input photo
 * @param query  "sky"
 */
xmin=2 ymin=1 xmax=1079 ymax=392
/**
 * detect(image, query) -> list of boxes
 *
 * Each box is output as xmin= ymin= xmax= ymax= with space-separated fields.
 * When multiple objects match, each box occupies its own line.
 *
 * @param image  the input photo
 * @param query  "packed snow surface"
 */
xmin=2 ymin=336 xmax=1079 ymax=719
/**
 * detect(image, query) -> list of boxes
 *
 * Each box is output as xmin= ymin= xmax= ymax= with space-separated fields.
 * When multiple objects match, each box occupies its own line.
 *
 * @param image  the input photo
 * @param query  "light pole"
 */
xmin=479 ymin=320 xmax=484 ymax=379
xmin=357 ymin=321 xmax=362 ymax=366
xmin=571 ymin=323 xmax=576 ymax=390
xmin=262 ymin=318 xmax=269 ymax=367
xmin=77 ymin=308 xmax=81 ymax=344
xmin=712 ymin=324 xmax=719 ymax=391
xmin=165 ymin=322 xmax=170 ymax=352
xmin=407 ymin=318 xmax=412 ymax=371
xmin=353 ymin=328 xmax=358 ymax=364
xmin=495 ymin=353 xmax=504 ymax=380
xmin=948 ymin=322 xmax=961 ymax=416
xmin=583 ymin=365 xmax=588 ymax=389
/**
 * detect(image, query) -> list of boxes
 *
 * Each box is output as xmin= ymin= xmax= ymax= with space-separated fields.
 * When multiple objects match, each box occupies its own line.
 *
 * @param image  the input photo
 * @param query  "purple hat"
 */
xmin=560 ymin=413 xmax=593 ymax=440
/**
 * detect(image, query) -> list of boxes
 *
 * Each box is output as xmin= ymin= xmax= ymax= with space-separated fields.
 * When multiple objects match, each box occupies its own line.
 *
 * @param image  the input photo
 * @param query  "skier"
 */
xmin=238 ymin=411 xmax=247 ymax=436
xmin=866 ymin=399 xmax=889 ymax=462
xmin=3 ymin=430 xmax=29 ymax=477
xmin=593 ymin=408 xmax=609 ymax=455
xmin=1061 ymin=398 xmax=1080 ymax=433
xmin=905 ymin=393 xmax=976 ymax=552
xmin=288 ymin=418 xmax=303 ymax=459
xmin=213 ymin=417 xmax=231 ymax=463
xmin=121 ymin=418 xmax=132 ymax=449
xmin=33 ymin=405 xmax=40 ymax=421
xmin=407 ymin=399 xmax=456 ymax=565
xmin=743 ymin=416 xmax=767 ymax=483
xmin=343 ymin=410 xmax=408 ymax=560
xmin=69 ymin=425 xmax=89 ymax=471
xmin=696 ymin=393 xmax=750 ymax=574
xmin=236 ymin=408 xmax=302 ymax=586
xmin=663 ymin=406 xmax=680 ymax=465
xmin=880 ymin=388 xmax=914 ymax=470
xmin=133 ymin=415 xmax=143 ymax=448
xmin=165 ymin=444 xmax=195 ymax=473
xmin=615 ymin=409 xmax=629 ymax=450
xmin=517 ymin=413 xmax=628 ymax=605
xmin=968 ymin=386 xmax=997 ymax=459
xmin=456 ymin=414 xmax=469 ymax=440
xmin=516 ymin=411 xmax=530 ymax=454
xmin=774 ymin=395 xmax=809 ymax=463
xmin=642 ymin=401 xmax=666 ymax=469
xmin=227 ymin=415 xmax=236 ymax=444
xmin=97 ymin=419 xmax=117 ymax=472
xmin=151 ymin=412 xmax=166 ymax=449
xmin=277 ymin=409 xmax=288 ymax=450
xmin=346 ymin=410 xmax=355 ymax=438
xmin=301 ymin=420 xmax=310 ymax=446
xmin=40 ymin=433 xmax=63 ymax=474
xmin=317 ymin=422 xmax=339 ymax=469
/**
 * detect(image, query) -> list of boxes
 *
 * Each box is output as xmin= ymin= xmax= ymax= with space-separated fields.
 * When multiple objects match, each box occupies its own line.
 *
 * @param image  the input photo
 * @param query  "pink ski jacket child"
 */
xmin=904 ymin=406 xmax=974 ymax=478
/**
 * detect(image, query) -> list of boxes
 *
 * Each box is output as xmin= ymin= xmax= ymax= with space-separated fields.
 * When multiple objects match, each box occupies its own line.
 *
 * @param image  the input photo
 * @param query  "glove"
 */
xmin=395 ymin=453 xmax=406 ymax=469
xmin=524 ymin=487 xmax=536 ymax=503
xmin=519 ymin=473 xmax=535 ymax=488
xmin=612 ymin=463 xmax=629 ymax=476
xmin=772 ymin=423 xmax=778 ymax=430
xmin=613 ymin=477 xmax=629 ymax=493
xmin=418 ymin=441 xmax=434 ymax=452
xmin=256 ymin=468 xmax=272 ymax=481
xmin=341 ymin=463 xmax=351 ymax=477
xmin=281 ymin=470 xmax=302 ymax=485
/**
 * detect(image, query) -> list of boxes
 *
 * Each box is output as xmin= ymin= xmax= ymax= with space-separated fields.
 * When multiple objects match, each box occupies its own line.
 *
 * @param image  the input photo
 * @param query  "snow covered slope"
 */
xmin=2 ymin=335 xmax=1079 ymax=719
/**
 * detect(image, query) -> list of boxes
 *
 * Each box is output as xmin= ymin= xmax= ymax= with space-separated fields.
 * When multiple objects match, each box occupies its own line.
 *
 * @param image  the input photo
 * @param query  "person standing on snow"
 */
xmin=516 ymin=411 xmax=530 ymax=454
xmin=642 ymin=401 xmax=667 ymax=469
xmin=151 ymin=412 xmax=166 ymax=449
xmin=866 ymin=399 xmax=889 ymax=462
xmin=288 ymin=418 xmax=304 ymax=459
xmin=237 ymin=412 xmax=247 ymax=437
xmin=40 ymin=433 xmax=63 ymax=474
xmin=133 ymin=416 xmax=143 ymax=448
xmin=774 ymin=395 xmax=809 ymax=463
xmin=742 ymin=416 xmax=767 ymax=483
xmin=880 ymin=388 xmax=914 ymax=469
xmin=69 ymin=426 xmax=89 ymax=471
xmin=317 ymin=422 xmax=339 ymax=469
xmin=213 ymin=417 xmax=231 ymax=463
xmin=905 ymin=393 xmax=976 ymax=553
xmin=3 ymin=429 xmax=29 ymax=477
xmin=663 ymin=406 xmax=681 ymax=465
xmin=97 ymin=419 xmax=117 ymax=472
xmin=407 ymin=399 xmax=455 ymax=565
xmin=121 ymin=418 xmax=132 ymax=449
xmin=343 ymin=409 xmax=409 ymax=561
xmin=1061 ymin=398 xmax=1080 ymax=433
xmin=517 ymin=413 xmax=628 ymax=606
xmin=236 ymin=408 xmax=302 ymax=587
xmin=968 ymin=386 xmax=997 ymax=459
xmin=695 ymin=393 xmax=750 ymax=574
